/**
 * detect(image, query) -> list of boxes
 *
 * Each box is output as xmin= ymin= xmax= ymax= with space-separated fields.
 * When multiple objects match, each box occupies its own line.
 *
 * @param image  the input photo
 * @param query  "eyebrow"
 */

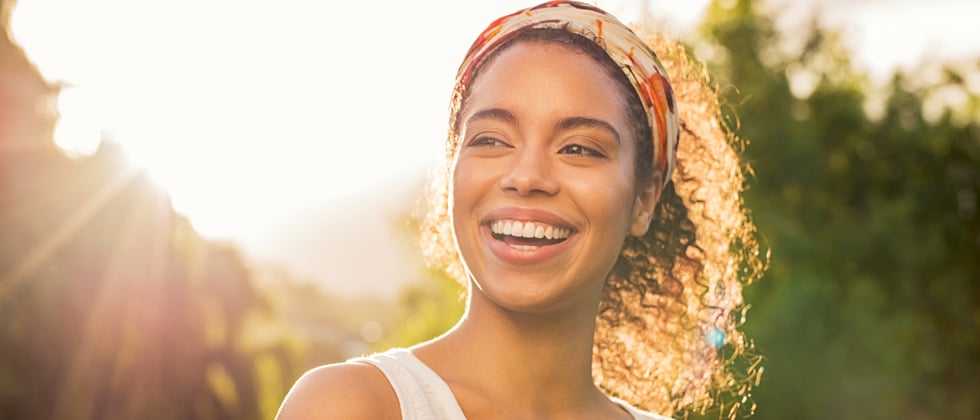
xmin=464 ymin=109 xmax=620 ymax=145
xmin=556 ymin=116 xmax=621 ymax=144
xmin=465 ymin=108 xmax=519 ymax=128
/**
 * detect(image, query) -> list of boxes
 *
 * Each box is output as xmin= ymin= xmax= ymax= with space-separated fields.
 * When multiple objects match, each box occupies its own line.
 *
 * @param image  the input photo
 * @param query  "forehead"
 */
xmin=462 ymin=42 xmax=628 ymax=121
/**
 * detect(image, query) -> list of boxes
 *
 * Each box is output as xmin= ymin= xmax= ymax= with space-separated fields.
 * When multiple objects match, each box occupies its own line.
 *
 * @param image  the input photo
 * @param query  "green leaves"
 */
xmin=691 ymin=1 xmax=980 ymax=418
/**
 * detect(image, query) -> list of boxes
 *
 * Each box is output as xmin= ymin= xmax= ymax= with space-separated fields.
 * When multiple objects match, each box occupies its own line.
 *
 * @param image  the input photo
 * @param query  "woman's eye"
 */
xmin=559 ymin=144 xmax=606 ymax=158
xmin=468 ymin=136 xmax=508 ymax=147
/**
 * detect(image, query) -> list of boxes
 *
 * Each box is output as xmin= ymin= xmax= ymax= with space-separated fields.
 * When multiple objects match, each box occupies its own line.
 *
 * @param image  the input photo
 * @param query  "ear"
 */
xmin=629 ymin=175 xmax=663 ymax=237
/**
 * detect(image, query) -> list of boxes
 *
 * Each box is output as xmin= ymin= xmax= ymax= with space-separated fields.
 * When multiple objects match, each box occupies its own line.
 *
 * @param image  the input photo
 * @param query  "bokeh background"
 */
xmin=2 ymin=0 xmax=978 ymax=419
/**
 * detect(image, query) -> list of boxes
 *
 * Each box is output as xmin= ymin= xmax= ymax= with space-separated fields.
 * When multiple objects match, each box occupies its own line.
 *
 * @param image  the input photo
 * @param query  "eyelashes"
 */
xmin=464 ymin=134 xmax=610 ymax=161
xmin=558 ymin=143 xmax=607 ymax=159
xmin=467 ymin=136 xmax=510 ymax=148
xmin=467 ymin=137 xmax=606 ymax=156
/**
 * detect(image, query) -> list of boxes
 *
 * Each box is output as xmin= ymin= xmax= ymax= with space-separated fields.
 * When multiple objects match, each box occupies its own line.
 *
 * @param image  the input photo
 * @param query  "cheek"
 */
xmin=449 ymin=157 xmax=495 ymax=273
xmin=449 ymin=157 xmax=486 ymax=230
xmin=452 ymin=153 xmax=503 ymax=198
xmin=599 ymin=186 xmax=637 ymax=231
xmin=579 ymin=166 xmax=638 ymax=235
xmin=449 ymin=160 xmax=470 ymax=213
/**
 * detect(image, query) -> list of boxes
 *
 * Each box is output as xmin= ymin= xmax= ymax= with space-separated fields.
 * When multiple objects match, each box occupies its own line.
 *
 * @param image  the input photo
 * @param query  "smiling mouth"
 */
xmin=488 ymin=219 xmax=572 ymax=250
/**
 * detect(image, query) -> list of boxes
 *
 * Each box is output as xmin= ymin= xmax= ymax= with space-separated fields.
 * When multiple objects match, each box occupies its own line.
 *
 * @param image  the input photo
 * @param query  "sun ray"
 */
xmin=50 ymin=172 xmax=180 ymax=419
xmin=0 ymin=166 xmax=140 ymax=302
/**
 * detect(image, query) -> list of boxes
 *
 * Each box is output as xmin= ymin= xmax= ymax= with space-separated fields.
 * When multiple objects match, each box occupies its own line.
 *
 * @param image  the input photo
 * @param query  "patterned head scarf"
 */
xmin=451 ymin=0 xmax=679 ymax=189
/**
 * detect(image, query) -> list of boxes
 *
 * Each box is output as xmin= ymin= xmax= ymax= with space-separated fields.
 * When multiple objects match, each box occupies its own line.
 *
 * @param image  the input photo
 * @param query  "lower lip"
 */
xmin=482 ymin=225 xmax=576 ymax=265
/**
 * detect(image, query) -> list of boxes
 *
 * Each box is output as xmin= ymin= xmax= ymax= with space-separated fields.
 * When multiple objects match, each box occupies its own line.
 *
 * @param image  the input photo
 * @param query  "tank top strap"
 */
xmin=350 ymin=348 xmax=467 ymax=420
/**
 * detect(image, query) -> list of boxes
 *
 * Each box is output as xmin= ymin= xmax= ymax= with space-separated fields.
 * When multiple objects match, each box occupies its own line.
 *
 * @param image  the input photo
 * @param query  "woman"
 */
xmin=278 ymin=1 xmax=763 ymax=419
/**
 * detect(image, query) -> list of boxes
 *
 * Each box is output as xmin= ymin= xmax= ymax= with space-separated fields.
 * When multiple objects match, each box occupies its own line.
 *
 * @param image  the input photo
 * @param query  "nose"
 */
xmin=498 ymin=146 xmax=559 ymax=196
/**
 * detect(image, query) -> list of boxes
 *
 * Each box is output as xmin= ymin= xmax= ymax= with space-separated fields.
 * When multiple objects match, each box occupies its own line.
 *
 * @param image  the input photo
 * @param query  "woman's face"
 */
xmin=450 ymin=42 xmax=657 ymax=313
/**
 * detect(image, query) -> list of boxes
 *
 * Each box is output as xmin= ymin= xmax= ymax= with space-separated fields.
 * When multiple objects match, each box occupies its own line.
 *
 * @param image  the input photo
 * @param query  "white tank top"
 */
xmin=350 ymin=348 xmax=670 ymax=420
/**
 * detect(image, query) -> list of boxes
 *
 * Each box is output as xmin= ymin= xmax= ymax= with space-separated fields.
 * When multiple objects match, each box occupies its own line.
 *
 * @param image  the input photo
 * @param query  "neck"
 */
xmin=414 ymin=282 xmax=608 ymax=415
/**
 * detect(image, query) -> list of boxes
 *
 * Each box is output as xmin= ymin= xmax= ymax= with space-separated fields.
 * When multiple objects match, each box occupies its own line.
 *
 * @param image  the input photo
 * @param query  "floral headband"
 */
xmin=452 ymin=0 xmax=679 ymax=189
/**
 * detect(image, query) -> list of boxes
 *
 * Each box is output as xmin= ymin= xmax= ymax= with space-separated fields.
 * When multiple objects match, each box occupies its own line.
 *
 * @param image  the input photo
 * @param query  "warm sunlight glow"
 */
xmin=11 ymin=0 xmax=980 ymax=295
xmin=10 ymin=0 xmax=708 ymax=244
xmin=53 ymin=87 xmax=102 ymax=157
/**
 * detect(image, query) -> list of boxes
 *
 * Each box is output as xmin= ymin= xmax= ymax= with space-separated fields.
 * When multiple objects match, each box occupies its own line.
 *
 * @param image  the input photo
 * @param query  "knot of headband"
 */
xmin=453 ymin=0 xmax=679 ymax=190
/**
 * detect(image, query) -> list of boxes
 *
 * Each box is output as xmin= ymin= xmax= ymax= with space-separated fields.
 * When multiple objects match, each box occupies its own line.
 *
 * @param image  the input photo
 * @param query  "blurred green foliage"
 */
xmin=691 ymin=0 xmax=979 ymax=418
xmin=378 ymin=267 xmax=465 ymax=351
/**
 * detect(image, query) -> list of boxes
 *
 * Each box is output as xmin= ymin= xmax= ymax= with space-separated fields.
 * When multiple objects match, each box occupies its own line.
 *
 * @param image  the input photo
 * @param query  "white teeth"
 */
xmin=522 ymin=223 xmax=534 ymax=238
xmin=489 ymin=219 xmax=571 ymax=240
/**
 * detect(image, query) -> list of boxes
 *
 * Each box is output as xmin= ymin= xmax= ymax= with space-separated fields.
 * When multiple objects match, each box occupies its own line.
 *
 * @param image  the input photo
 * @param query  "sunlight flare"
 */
xmin=53 ymin=87 xmax=102 ymax=157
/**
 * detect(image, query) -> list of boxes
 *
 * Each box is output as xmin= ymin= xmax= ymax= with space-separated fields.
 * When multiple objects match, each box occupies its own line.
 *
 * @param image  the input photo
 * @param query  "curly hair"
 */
xmin=418 ymin=27 xmax=766 ymax=419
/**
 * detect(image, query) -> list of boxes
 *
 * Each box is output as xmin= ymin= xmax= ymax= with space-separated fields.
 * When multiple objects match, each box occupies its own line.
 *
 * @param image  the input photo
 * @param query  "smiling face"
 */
xmin=450 ymin=40 xmax=659 ymax=314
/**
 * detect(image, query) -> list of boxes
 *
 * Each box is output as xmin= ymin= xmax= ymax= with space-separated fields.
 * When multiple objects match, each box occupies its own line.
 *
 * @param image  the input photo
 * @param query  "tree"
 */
xmin=0 ymin=2 xmax=301 ymax=417
xmin=697 ymin=0 xmax=979 ymax=418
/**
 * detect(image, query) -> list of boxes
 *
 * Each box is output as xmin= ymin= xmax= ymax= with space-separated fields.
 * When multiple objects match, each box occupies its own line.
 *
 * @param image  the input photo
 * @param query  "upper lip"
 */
xmin=481 ymin=207 xmax=576 ymax=232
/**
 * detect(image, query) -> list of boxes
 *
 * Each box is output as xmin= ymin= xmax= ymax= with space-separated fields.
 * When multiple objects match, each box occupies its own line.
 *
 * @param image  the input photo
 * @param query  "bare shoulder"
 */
xmin=275 ymin=361 xmax=400 ymax=420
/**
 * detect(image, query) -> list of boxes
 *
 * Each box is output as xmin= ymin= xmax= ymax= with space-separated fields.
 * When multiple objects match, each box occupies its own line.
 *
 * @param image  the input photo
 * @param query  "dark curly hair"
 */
xmin=419 ymin=27 xmax=766 ymax=419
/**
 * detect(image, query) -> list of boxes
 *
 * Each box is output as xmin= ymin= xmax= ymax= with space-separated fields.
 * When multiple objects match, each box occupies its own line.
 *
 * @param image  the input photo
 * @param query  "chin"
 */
xmin=468 ymin=270 xmax=599 ymax=316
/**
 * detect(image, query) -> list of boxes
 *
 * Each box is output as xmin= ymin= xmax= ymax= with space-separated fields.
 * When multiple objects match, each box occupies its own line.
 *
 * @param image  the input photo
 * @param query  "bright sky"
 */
xmin=10 ymin=0 xmax=980 ymax=294
xmin=10 ymin=0 xmax=708 ymax=243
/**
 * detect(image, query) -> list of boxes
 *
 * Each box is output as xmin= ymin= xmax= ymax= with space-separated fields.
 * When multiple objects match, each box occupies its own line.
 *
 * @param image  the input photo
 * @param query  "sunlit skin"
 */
xmin=275 ymin=42 xmax=659 ymax=420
